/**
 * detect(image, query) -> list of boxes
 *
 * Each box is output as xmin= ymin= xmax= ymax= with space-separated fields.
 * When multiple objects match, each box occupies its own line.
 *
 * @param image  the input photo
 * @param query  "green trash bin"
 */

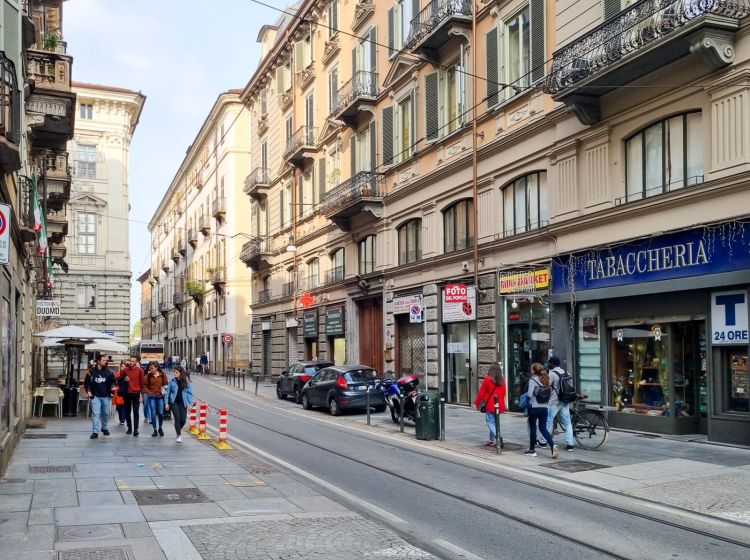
xmin=415 ymin=391 xmax=440 ymax=440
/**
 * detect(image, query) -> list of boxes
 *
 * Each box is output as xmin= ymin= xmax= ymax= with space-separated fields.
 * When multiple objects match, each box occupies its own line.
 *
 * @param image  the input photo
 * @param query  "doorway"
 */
xmin=444 ymin=322 xmax=477 ymax=405
xmin=358 ymin=298 xmax=383 ymax=372
xmin=262 ymin=331 xmax=271 ymax=377
xmin=505 ymin=299 xmax=550 ymax=411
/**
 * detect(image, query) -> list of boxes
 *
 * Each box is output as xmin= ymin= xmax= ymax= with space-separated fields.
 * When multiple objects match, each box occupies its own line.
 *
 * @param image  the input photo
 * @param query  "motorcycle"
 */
xmin=385 ymin=375 xmax=420 ymax=424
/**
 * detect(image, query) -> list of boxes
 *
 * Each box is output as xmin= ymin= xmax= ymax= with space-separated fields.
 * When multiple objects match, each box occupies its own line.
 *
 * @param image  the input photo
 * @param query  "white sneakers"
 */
xmin=176 ymin=436 xmax=182 ymax=443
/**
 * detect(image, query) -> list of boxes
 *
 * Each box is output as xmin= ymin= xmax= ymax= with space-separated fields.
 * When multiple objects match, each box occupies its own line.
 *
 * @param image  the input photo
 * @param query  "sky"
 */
xmin=65 ymin=0 xmax=280 ymax=330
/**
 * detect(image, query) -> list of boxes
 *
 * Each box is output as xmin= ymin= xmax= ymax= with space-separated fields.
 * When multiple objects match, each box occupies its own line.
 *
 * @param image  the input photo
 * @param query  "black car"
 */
xmin=277 ymin=360 xmax=333 ymax=404
xmin=301 ymin=365 xmax=387 ymax=416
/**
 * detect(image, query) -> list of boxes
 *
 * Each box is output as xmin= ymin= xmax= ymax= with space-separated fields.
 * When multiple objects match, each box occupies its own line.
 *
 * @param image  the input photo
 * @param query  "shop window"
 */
xmin=443 ymin=199 xmax=474 ymax=253
xmin=358 ymin=235 xmax=376 ymax=275
xmin=625 ymin=112 xmax=703 ymax=202
xmin=577 ymin=304 xmax=602 ymax=404
xmin=397 ymin=219 xmax=421 ymax=265
xmin=718 ymin=349 xmax=749 ymax=414
xmin=502 ymin=172 xmax=548 ymax=237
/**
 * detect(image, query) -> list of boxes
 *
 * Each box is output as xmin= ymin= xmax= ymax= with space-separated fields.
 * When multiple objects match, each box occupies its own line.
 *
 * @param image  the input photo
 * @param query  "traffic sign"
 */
xmin=0 ymin=203 xmax=9 ymax=265
xmin=222 ymin=334 xmax=233 ymax=344
xmin=409 ymin=304 xmax=422 ymax=323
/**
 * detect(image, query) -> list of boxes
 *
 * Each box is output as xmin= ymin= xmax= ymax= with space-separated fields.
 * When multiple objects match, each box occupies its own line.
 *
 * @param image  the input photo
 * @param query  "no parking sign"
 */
xmin=0 ymin=204 xmax=9 ymax=265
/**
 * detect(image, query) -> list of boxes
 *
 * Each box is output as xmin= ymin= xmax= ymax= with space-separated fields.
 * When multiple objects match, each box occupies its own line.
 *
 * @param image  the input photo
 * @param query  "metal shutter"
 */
xmin=425 ymin=72 xmax=440 ymax=141
xmin=382 ymin=107 xmax=394 ymax=166
xmin=262 ymin=331 xmax=272 ymax=377
xmin=398 ymin=320 xmax=424 ymax=375
xmin=530 ymin=0 xmax=545 ymax=83
xmin=485 ymin=28 xmax=499 ymax=108
xmin=603 ymin=0 xmax=621 ymax=20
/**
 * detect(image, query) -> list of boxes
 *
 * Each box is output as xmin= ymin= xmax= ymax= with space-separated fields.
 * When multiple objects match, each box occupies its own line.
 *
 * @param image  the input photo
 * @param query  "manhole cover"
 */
xmin=29 ymin=465 xmax=75 ymax=473
xmin=131 ymin=488 xmax=209 ymax=505
xmin=58 ymin=546 xmax=133 ymax=560
xmin=23 ymin=433 xmax=67 ymax=439
xmin=26 ymin=419 xmax=47 ymax=429
xmin=541 ymin=460 xmax=609 ymax=473
xmin=58 ymin=525 xmax=123 ymax=542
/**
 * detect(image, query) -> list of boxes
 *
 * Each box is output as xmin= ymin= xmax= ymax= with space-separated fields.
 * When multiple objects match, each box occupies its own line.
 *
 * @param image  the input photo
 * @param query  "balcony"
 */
xmin=404 ymin=0 xmax=472 ymax=53
xmin=159 ymin=301 xmax=172 ymax=316
xmin=244 ymin=167 xmax=271 ymax=201
xmin=173 ymin=292 xmax=189 ymax=310
xmin=152 ymin=266 xmax=160 ymax=281
xmin=26 ymin=48 xmax=75 ymax=150
xmin=210 ymin=268 xmax=226 ymax=295
xmin=321 ymin=171 xmax=385 ymax=232
xmin=544 ymin=0 xmax=750 ymax=125
xmin=188 ymin=228 xmax=199 ymax=248
xmin=282 ymin=281 xmax=295 ymax=298
xmin=49 ymin=242 xmax=66 ymax=260
xmin=141 ymin=302 xmax=151 ymax=320
xmin=325 ymin=266 xmax=345 ymax=285
xmin=0 ymin=53 xmax=21 ymax=171
xmin=178 ymin=238 xmax=187 ymax=256
xmin=45 ymin=208 xmax=67 ymax=243
xmin=199 ymin=215 xmax=211 ymax=236
xmin=256 ymin=289 xmax=271 ymax=304
xmin=149 ymin=304 xmax=159 ymax=319
xmin=18 ymin=176 xmax=36 ymax=243
xmin=284 ymin=126 xmax=317 ymax=168
xmin=171 ymin=245 xmax=180 ymax=263
xmin=212 ymin=197 xmax=226 ymax=221
xmin=239 ymin=236 xmax=273 ymax=271
xmin=301 ymin=274 xmax=319 ymax=292
xmin=41 ymin=151 xmax=72 ymax=210
xmin=161 ymin=260 xmax=170 ymax=273
xmin=332 ymin=71 xmax=378 ymax=126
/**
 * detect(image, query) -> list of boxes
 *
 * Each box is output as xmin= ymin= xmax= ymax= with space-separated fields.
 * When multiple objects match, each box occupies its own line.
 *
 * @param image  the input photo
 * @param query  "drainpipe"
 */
xmin=471 ymin=1 xmax=479 ymax=291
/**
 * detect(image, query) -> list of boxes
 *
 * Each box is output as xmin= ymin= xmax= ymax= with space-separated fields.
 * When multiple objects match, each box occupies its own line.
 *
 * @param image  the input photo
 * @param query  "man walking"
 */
xmin=84 ymin=354 xmax=115 ymax=439
xmin=539 ymin=356 xmax=575 ymax=452
xmin=118 ymin=356 xmax=145 ymax=437
xmin=200 ymin=352 xmax=208 ymax=376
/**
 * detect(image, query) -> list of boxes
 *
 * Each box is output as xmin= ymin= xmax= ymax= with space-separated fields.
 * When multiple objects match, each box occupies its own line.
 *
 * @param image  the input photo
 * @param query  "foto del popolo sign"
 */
xmin=442 ymin=284 xmax=476 ymax=323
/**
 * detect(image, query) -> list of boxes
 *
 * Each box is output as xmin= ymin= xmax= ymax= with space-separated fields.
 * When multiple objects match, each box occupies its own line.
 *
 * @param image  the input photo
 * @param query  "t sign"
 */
xmin=711 ymin=290 xmax=749 ymax=345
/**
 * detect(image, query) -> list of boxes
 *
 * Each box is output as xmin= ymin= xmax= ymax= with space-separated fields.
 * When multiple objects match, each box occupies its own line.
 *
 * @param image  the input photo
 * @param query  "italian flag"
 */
xmin=31 ymin=174 xmax=48 ymax=256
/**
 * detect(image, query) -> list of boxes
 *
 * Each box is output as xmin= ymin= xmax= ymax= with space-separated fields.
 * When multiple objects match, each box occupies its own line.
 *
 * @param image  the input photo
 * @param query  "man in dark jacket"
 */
xmin=84 ymin=354 xmax=116 ymax=439
xmin=118 ymin=356 xmax=145 ymax=437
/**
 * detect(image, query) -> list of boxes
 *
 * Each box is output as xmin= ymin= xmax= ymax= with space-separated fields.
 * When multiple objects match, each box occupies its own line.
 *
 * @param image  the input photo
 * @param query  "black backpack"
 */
xmin=533 ymin=381 xmax=552 ymax=404
xmin=554 ymin=368 xmax=577 ymax=403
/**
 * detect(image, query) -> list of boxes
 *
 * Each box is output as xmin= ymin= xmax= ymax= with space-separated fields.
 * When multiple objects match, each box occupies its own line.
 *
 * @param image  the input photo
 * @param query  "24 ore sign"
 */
xmin=711 ymin=290 xmax=749 ymax=345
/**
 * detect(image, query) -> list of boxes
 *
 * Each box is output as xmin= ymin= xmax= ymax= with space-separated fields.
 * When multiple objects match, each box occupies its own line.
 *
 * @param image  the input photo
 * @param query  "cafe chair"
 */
xmin=41 ymin=387 xmax=62 ymax=418
xmin=77 ymin=386 xmax=90 ymax=416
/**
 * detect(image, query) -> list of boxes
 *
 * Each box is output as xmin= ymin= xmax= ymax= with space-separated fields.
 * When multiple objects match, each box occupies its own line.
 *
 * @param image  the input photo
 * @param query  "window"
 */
xmin=77 ymin=144 xmax=97 ymax=179
xmin=298 ymin=172 xmax=314 ymax=218
xmin=328 ymin=0 xmax=338 ymax=37
xmin=443 ymin=199 xmax=474 ymax=253
xmin=625 ymin=112 xmax=703 ymax=202
xmin=425 ymin=52 xmax=467 ymax=141
xmin=388 ymin=0 xmax=417 ymax=54
xmin=294 ymin=34 xmax=313 ymax=72
xmin=276 ymin=64 xmax=291 ymax=93
xmin=261 ymin=141 xmax=268 ymax=170
xmin=285 ymin=116 xmax=293 ymax=140
xmin=354 ymin=28 xmax=377 ymax=74
xmin=398 ymin=219 xmax=421 ymax=265
xmin=260 ymin=88 xmax=267 ymax=115
xmin=359 ymin=235 xmax=376 ymax=274
xmin=77 ymin=284 xmax=96 ymax=308
xmin=502 ymin=172 xmax=548 ymax=236
xmin=79 ymin=103 xmax=93 ymax=119
xmin=305 ymin=93 xmax=314 ymax=128
xmin=329 ymin=248 xmax=344 ymax=283
xmin=382 ymin=94 xmax=415 ymax=166
xmin=306 ymin=258 xmax=319 ymax=290
xmin=77 ymin=212 xmax=96 ymax=254
xmin=506 ymin=7 xmax=530 ymax=91
xmin=329 ymin=66 xmax=339 ymax=113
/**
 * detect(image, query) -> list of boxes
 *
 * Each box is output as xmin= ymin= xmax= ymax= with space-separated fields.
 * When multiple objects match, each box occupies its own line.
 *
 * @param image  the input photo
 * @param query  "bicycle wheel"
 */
xmin=574 ymin=410 xmax=609 ymax=450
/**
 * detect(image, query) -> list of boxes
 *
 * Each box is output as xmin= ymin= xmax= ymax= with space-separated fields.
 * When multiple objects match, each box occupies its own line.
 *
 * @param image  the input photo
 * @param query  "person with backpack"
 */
xmin=143 ymin=361 xmax=169 ymax=437
xmin=524 ymin=362 xmax=557 ymax=458
xmin=538 ymin=356 xmax=575 ymax=452
xmin=473 ymin=362 xmax=507 ymax=446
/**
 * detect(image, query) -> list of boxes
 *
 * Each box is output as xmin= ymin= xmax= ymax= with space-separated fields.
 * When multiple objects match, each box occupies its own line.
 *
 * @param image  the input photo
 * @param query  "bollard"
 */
xmin=494 ymin=395 xmax=502 ymax=455
xmin=439 ymin=394 xmax=446 ymax=441
xmin=366 ymin=386 xmax=371 ymax=426
xmin=254 ymin=375 xmax=259 ymax=395
xmin=242 ymin=372 xmax=246 ymax=391
xmin=188 ymin=404 xmax=199 ymax=435
xmin=196 ymin=402 xmax=211 ymax=440
xmin=399 ymin=394 xmax=405 ymax=433
xmin=211 ymin=409 xmax=233 ymax=450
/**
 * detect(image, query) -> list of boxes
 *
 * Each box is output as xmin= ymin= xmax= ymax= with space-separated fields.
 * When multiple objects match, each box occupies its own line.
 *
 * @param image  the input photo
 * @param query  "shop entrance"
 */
xmin=358 ymin=299 xmax=383 ymax=372
xmin=305 ymin=340 xmax=318 ymax=360
xmin=444 ymin=322 xmax=477 ymax=405
xmin=396 ymin=315 xmax=424 ymax=376
xmin=262 ymin=331 xmax=271 ymax=377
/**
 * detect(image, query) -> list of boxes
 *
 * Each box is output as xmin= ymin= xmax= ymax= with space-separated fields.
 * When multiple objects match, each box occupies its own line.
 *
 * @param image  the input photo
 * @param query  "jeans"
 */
xmin=147 ymin=395 xmax=164 ymax=429
xmin=484 ymin=412 xmax=497 ymax=441
xmin=528 ymin=407 xmax=554 ymax=450
xmin=143 ymin=395 xmax=152 ymax=422
xmin=546 ymin=401 xmax=574 ymax=446
xmin=90 ymin=396 xmax=111 ymax=433
xmin=123 ymin=394 xmax=140 ymax=431
xmin=171 ymin=402 xmax=187 ymax=436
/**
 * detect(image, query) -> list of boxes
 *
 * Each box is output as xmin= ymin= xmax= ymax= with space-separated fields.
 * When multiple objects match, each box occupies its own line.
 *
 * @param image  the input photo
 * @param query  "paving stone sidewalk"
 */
xmin=0 ymin=418 xmax=434 ymax=560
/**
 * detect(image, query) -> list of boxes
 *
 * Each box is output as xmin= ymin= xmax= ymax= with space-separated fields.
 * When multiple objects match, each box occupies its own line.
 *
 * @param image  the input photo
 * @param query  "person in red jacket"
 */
xmin=118 ymin=356 xmax=145 ymax=437
xmin=473 ymin=362 xmax=507 ymax=446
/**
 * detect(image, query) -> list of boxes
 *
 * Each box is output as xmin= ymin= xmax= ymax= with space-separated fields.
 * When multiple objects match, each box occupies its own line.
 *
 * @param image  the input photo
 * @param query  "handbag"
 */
xmin=479 ymin=381 xmax=499 ymax=413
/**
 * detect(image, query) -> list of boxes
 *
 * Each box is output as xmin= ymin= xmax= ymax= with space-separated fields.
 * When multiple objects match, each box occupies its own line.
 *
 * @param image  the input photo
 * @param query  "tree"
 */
xmin=130 ymin=319 xmax=141 ymax=344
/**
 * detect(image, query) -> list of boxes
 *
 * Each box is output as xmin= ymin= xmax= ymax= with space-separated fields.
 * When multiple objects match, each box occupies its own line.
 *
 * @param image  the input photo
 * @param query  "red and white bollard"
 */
xmin=196 ymin=402 xmax=211 ymax=440
xmin=188 ymin=404 xmax=199 ymax=435
xmin=211 ymin=408 xmax=232 ymax=450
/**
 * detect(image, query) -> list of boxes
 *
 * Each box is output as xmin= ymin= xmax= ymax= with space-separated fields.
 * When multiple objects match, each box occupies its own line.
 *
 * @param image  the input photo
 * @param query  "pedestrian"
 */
xmin=83 ymin=354 xmax=115 ymax=439
xmin=524 ymin=362 xmax=557 ymax=458
xmin=537 ymin=356 xmax=575 ymax=452
xmin=473 ymin=362 xmax=506 ymax=446
xmin=165 ymin=365 xmax=194 ymax=443
xmin=194 ymin=355 xmax=200 ymax=375
xmin=200 ymin=352 xmax=208 ymax=376
xmin=118 ymin=356 xmax=145 ymax=437
xmin=113 ymin=362 xmax=127 ymax=426
xmin=143 ymin=361 xmax=169 ymax=437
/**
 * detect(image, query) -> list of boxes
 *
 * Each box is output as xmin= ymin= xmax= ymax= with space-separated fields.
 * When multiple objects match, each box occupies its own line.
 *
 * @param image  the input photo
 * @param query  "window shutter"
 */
xmin=382 ymin=107 xmax=394 ymax=166
xmin=297 ymin=175 xmax=304 ymax=217
xmin=280 ymin=187 xmax=285 ymax=227
xmin=294 ymin=41 xmax=305 ymax=73
xmin=369 ymin=121 xmax=376 ymax=171
xmin=485 ymin=28 xmax=499 ymax=108
xmin=529 ymin=0 xmax=545 ymax=83
xmin=4 ymin=4 xmax=19 ymax=63
xmin=331 ymin=0 xmax=338 ymax=34
xmin=387 ymin=8 xmax=395 ymax=57
xmin=412 ymin=0 xmax=420 ymax=21
xmin=350 ymin=136 xmax=357 ymax=175
xmin=425 ymin=72 xmax=440 ymax=141
xmin=276 ymin=67 xmax=284 ymax=92
xmin=603 ymin=0 xmax=621 ymax=20
xmin=318 ymin=157 xmax=327 ymax=201
xmin=369 ymin=28 xmax=377 ymax=73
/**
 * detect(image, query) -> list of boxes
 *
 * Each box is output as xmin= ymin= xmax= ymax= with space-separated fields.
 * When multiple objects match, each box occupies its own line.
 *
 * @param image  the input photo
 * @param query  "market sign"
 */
xmin=498 ymin=268 xmax=550 ymax=294
xmin=35 ymin=299 xmax=60 ymax=317
xmin=0 ymin=203 xmax=9 ymax=265
xmin=393 ymin=294 xmax=422 ymax=314
xmin=711 ymin=290 xmax=749 ymax=345
xmin=303 ymin=311 xmax=318 ymax=338
xmin=442 ymin=284 xmax=476 ymax=323
xmin=325 ymin=307 xmax=344 ymax=336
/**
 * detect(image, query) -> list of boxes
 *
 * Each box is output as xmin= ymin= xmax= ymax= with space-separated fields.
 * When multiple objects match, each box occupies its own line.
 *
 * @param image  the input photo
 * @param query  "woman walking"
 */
xmin=165 ymin=365 xmax=194 ymax=443
xmin=143 ymin=361 xmax=169 ymax=437
xmin=524 ymin=362 xmax=557 ymax=458
xmin=473 ymin=362 xmax=506 ymax=446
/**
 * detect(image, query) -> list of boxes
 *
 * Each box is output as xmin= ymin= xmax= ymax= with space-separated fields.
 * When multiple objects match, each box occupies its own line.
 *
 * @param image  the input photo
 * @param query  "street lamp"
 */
xmin=286 ymin=235 xmax=296 ymax=253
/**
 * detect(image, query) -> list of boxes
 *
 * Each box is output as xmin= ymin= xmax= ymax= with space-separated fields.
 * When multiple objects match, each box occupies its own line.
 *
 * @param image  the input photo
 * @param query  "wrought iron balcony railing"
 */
xmin=320 ymin=171 xmax=385 ymax=217
xmin=188 ymin=229 xmax=199 ymax=247
xmin=282 ymin=281 xmax=295 ymax=297
xmin=284 ymin=126 xmax=317 ymax=161
xmin=199 ymin=214 xmax=211 ymax=234
xmin=243 ymin=167 xmax=271 ymax=198
xmin=332 ymin=71 xmax=378 ymax=116
xmin=240 ymin=236 xmax=274 ymax=270
xmin=405 ymin=0 xmax=472 ymax=50
xmin=301 ymin=274 xmax=319 ymax=291
xmin=544 ymin=0 xmax=750 ymax=95
xmin=256 ymin=289 xmax=271 ymax=304
xmin=325 ymin=266 xmax=345 ymax=285
xmin=0 ymin=52 xmax=20 ymax=147
xmin=212 ymin=197 xmax=226 ymax=218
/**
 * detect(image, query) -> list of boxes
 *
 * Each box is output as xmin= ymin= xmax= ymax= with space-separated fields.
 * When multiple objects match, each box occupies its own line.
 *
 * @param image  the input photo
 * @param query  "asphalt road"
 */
xmin=193 ymin=377 xmax=750 ymax=560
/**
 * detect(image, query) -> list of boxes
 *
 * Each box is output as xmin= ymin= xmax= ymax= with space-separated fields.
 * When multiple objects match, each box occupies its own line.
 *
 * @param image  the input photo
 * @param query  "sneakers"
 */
xmin=152 ymin=430 xmax=158 ymax=438
xmin=145 ymin=418 xmax=150 ymax=424
xmin=552 ymin=445 xmax=559 ymax=459
xmin=537 ymin=439 xmax=547 ymax=448
xmin=101 ymin=429 xmax=110 ymax=436
xmin=89 ymin=433 xmax=98 ymax=439
xmin=133 ymin=431 xmax=139 ymax=437
xmin=523 ymin=449 xmax=537 ymax=457
xmin=484 ymin=440 xmax=496 ymax=447
xmin=119 ymin=422 xmax=125 ymax=426
xmin=126 ymin=427 xmax=132 ymax=435
xmin=158 ymin=428 xmax=164 ymax=437
xmin=566 ymin=444 xmax=575 ymax=452
xmin=176 ymin=436 xmax=182 ymax=443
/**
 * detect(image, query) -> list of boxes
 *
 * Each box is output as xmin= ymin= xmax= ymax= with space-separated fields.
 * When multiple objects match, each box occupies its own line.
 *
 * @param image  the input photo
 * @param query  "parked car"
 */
xmin=301 ymin=365 xmax=387 ymax=416
xmin=277 ymin=360 xmax=333 ymax=404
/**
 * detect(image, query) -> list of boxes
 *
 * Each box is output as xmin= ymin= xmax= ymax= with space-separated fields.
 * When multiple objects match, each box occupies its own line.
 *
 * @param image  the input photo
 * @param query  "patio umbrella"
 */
xmin=33 ymin=325 xmax=115 ymax=340
xmin=84 ymin=339 xmax=129 ymax=353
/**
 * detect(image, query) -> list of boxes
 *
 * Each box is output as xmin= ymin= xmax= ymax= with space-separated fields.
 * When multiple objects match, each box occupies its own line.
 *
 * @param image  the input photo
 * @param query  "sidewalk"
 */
xmin=216 ymin=375 xmax=750 ymax=526
xmin=0 ymin=417 xmax=434 ymax=560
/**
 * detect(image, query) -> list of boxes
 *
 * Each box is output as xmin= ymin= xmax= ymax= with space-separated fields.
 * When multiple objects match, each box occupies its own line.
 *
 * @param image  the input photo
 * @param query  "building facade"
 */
xmin=147 ymin=91 xmax=252 ymax=373
xmin=138 ymin=269 xmax=152 ymax=342
xmin=239 ymin=0 xmax=750 ymax=445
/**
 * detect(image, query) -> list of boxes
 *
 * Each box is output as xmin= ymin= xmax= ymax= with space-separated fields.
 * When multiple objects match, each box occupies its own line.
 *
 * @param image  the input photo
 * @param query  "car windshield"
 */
xmin=303 ymin=366 xmax=319 ymax=374
xmin=344 ymin=369 xmax=378 ymax=383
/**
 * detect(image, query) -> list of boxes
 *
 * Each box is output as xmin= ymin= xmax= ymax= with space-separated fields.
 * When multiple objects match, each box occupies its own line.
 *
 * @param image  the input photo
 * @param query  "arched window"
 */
xmin=259 ymin=275 xmax=271 ymax=303
xmin=625 ymin=112 xmax=703 ymax=202
xmin=397 ymin=219 xmax=421 ymax=265
xmin=305 ymin=258 xmax=319 ymax=290
xmin=443 ymin=199 xmax=474 ymax=253
xmin=358 ymin=235 xmax=376 ymax=274
xmin=502 ymin=172 xmax=547 ymax=237
xmin=328 ymin=248 xmax=345 ymax=284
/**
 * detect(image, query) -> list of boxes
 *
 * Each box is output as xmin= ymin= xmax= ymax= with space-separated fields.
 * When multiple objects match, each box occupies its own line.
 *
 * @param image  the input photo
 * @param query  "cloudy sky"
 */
xmin=65 ymin=0 xmax=280 ymax=329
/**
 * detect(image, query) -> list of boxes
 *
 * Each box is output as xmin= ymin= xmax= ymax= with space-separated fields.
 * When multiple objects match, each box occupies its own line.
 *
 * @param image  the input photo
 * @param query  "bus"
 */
xmin=130 ymin=339 xmax=165 ymax=369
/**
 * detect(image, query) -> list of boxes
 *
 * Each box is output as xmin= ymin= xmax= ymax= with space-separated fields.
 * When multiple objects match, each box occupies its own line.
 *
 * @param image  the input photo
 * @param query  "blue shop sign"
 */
xmin=551 ymin=222 xmax=750 ymax=294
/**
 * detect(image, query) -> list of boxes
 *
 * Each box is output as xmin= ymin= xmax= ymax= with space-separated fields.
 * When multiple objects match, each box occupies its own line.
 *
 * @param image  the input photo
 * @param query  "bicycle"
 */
xmin=553 ymin=394 xmax=609 ymax=450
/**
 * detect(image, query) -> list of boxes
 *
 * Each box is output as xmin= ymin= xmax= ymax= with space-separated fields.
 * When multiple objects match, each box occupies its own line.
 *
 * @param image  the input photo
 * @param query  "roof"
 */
xmin=136 ymin=269 xmax=151 ymax=283
xmin=72 ymin=81 xmax=143 ymax=97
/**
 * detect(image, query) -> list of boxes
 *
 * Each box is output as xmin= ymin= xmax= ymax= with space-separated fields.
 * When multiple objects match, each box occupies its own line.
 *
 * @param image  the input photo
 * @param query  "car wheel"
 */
xmin=374 ymin=404 xmax=387 ymax=413
xmin=294 ymin=386 xmax=302 ymax=404
xmin=390 ymin=405 xmax=400 ymax=424
xmin=301 ymin=394 xmax=312 ymax=410
xmin=329 ymin=398 xmax=341 ymax=416
xmin=276 ymin=384 xmax=286 ymax=400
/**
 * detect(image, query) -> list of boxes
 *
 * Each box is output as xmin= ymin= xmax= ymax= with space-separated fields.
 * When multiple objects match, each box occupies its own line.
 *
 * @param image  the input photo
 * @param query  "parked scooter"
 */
xmin=385 ymin=374 xmax=420 ymax=424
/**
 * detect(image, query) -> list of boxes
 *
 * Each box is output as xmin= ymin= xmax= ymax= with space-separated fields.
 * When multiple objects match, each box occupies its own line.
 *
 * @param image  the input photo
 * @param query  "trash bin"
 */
xmin=62 ymin=386 xmax=78 ymax=417
xmin=415 ymin=391 xmax=440 ymax=440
